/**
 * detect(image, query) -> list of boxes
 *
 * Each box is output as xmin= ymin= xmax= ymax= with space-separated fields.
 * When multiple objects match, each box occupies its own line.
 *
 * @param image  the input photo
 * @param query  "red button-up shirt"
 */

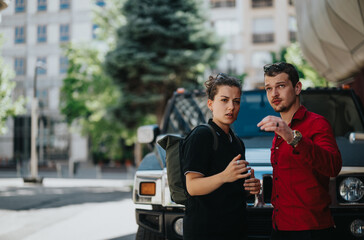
xmin=271 ymin=106 xmax=342 ymax=231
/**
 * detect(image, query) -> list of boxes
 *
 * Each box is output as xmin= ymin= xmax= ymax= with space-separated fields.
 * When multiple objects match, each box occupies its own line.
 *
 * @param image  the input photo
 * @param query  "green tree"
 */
xmin=271 ymin=43 xmax=331 ymax=89
xmin=0 ymin=36 xmax=26 ymax=135
xmin=60 ymin=46 xmax=124 ymax=160
xmin=60 ymin=0 xmax=134 ymax=161
xmin=104 ymin=0 xmax=222 ymax=130
xmin=285 ymin=42 xmax=331 ymax=88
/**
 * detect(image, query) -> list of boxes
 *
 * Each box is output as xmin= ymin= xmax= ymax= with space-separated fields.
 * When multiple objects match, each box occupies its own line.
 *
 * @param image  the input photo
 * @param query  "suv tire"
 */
xmin=136 ymin=226 xmax=165 ymax=240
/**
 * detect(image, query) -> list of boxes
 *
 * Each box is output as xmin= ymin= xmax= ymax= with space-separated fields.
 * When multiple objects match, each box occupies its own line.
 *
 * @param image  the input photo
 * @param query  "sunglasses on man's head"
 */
xmin=263 ymin=62 xmax=287 ymax=73
xmin=216 ymin=72 xmax=229 ymax=79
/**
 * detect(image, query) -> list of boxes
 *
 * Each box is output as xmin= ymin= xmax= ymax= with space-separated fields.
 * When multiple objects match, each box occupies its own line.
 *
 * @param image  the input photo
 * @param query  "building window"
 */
xmin=60 ymin=24 xmax=70 ymax=42
xmin=92 ymin=24 xmax=99 ymax=39
xmin=37 ymin=25 xmax=47 ymax=43
xmin=15 ymin=0 xmax=26 ymax=13
xmin=288 ymin=16 xmax=297 ymax=42
xmin=252 ymin=0 xmax=273 ymax=8
xmin=37 ymin=0 xmax=47 ymax=12
xmin=60 ymin=0 xmax=70 ymax=10
xmin=210 ymin=0 xmax=235 ymax=8
xmin=95 ymin=0 xmax=105 ymax=7
xmin=252 ymin=18 xmax=274 ymax=43
xmin=14 ymin=58 xmax=26 ymax=76
xmin=214 ymin=20 xmax=239 ymax=36
xmin=60 ymin=57 xmax=68 ymax=74
xmin=15 ymin=26 xmax=26 ymax=44
xmin=36 ymin=57 xmax=47 ymax=75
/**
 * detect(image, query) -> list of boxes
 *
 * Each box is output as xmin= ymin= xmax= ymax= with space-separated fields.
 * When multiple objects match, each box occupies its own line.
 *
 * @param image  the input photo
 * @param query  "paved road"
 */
xmin=0 ymin=178 xmax=138 ymax=240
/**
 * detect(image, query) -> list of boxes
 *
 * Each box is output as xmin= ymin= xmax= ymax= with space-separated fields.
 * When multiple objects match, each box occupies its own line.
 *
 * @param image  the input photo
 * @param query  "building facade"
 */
xmin=0 ymin=0 xmax=106 ymax=168
xmin=0 ymin=0 xmax=296 ymax=168
xmin=205 ymin=0 xmax=296 ymax=89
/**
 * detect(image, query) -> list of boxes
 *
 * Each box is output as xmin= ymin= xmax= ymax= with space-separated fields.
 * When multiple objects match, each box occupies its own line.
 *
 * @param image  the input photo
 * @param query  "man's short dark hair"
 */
xmin=263 ymin=62 xmax=299 ymax=86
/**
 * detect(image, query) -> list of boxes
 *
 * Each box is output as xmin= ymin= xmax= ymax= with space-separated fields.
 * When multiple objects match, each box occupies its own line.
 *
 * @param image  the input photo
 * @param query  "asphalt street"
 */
xmin=0 ymin=170 xmax=138 ymax=240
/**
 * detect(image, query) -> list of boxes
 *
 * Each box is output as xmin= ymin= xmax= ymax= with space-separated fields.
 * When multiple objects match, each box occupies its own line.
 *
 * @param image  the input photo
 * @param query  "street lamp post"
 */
xmin=24 ymin=61 xmax=46 ymax=184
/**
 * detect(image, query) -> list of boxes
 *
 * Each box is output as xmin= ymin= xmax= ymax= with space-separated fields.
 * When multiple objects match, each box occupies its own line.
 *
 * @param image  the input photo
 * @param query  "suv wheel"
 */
xmin=136 ymin=226 xmax=165 ymax=240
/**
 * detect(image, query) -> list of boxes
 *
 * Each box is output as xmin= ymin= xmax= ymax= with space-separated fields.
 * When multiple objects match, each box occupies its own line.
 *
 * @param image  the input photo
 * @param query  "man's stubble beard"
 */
xmin=274 ymin=105 xmax=287 ymax=113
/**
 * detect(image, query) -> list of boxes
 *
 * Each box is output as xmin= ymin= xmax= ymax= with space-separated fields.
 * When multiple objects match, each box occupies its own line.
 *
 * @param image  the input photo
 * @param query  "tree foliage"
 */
xmin=0 ymin=36 xmax=26 ymax=135
xmin=60 ymin=45 xmax=123 ymax=159
xmin=60 ymin=0 xmax=140 ymax=161
xmin=272 ymin=42 xmax=332 ymax=89
xmin=285 ymin=43 xmax=331 ymax=88
xmin=104 ymin=0 xmax=222 ymax=129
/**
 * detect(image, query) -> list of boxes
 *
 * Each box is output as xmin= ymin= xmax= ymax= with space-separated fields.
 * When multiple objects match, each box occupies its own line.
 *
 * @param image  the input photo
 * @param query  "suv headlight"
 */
xmin=339 ymin=177 xmax=364 ymax=202
xmin=173 ymin=218 xmax=183 ymax=236
xmin=350 ymin=219 xmax=364 ymax=238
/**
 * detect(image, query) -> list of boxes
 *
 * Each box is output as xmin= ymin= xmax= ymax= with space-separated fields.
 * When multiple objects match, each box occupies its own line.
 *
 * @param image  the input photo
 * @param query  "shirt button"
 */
xmin=276 ymin=195 xmax=279 ymax=198
xmin=275 ymin=147 xmax=279 ymax=149
xmin=275 ymin=177 xmax=278 ymax=181
xmin=277 ymin=136 xmax=281 ymax=138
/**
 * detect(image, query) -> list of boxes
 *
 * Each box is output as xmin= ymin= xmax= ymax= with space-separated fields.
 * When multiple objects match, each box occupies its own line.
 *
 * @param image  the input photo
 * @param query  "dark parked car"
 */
xmin=133 ymin=87 xmax=364 ymax=240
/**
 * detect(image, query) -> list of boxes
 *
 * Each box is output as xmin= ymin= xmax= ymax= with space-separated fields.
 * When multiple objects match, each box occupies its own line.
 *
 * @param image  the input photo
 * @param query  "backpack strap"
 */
xmin=200 ymin=123 xmax=218 ymax=151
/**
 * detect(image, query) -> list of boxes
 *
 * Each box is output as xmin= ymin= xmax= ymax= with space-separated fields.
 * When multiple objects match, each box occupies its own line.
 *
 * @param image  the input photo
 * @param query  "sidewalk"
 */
xmin=0 ymin=162 xmax=136 ymax=180
xmin=0 ymin=177 xmax=137 ymax=240
xmin=0 ymin=177 xmax=134 ymax=189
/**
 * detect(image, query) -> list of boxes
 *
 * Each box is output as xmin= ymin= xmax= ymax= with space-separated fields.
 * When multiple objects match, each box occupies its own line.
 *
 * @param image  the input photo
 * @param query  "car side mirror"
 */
xmin=349 ymin=132 xmax=364 ymax=143
xmin=137 ymin=124 xmax=160 ymax=143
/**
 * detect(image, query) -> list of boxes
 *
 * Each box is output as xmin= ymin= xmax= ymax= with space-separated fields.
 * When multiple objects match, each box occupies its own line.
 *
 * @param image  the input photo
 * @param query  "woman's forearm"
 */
xmin=186 ymin=172 xmax=225 ymax=196
xmin=186 ymin=155 xmax=251 ymax=196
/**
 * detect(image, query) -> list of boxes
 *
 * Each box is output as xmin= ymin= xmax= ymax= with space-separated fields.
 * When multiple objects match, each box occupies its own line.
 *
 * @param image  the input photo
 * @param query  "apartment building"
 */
xmin=0 ymin=0 xmax=296 ymax=168
xmin=0 ymin=0 xmax=106 ymax=168
xmin=206 ymin=0 xmax=296 ymax=89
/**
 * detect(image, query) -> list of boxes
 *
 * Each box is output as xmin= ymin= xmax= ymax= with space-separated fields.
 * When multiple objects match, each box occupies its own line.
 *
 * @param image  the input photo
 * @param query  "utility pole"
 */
xmin=24 ymin=61 xmax=46 ymax=184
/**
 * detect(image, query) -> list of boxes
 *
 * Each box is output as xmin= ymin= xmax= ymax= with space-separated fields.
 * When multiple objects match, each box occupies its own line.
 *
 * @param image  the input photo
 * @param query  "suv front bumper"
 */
xmin=136 ymin=208 xmax=184 ymax=240
xmin=136 ymin=207 xmax=364 ymax=240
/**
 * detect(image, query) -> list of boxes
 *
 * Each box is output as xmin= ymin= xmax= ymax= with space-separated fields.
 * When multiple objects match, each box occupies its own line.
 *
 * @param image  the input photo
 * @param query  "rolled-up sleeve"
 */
xmin=293 ymin=117 xmax=342 ymax=177
xmin=182 ymin=127 xmax=214 ymax=176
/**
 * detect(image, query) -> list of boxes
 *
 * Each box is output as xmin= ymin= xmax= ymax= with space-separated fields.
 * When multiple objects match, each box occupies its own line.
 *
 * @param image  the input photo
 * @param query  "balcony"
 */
xmin=210 ymin=0 xmax=235 ymax=8
xmin=252 ymin=33 xmax=274 ymax=43
xmin=252 ymin=0 xmax=273 ymax=8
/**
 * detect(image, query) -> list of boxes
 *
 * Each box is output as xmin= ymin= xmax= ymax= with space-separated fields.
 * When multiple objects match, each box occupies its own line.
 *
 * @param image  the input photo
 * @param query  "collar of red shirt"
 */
xmin=290 ymin=105 xmax=307 ymax=127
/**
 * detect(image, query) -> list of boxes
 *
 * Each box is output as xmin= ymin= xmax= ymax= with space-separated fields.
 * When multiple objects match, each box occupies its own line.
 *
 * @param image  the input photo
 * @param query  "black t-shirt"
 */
xmin=182 ymin=119 xmax=247 ymax=240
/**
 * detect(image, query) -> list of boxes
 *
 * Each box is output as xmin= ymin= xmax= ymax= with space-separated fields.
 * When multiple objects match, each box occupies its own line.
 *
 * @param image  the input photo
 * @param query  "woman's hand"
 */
xmin=221 ymin=154 xmax=251 ymax=183
xmin=186 ymin=154 xmax=252 ymax=196
xmin=244 ymin=169 xmax=261 ymax=194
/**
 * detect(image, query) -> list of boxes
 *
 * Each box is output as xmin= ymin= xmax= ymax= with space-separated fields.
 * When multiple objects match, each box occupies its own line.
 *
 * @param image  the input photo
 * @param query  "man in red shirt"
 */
xmin=257 ymin=62 xmax=342 ymax=240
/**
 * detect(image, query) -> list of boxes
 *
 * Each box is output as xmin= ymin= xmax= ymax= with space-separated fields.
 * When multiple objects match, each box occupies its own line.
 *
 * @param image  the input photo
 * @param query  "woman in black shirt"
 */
xmin=182 ymin=73 xmax=261 ymax=240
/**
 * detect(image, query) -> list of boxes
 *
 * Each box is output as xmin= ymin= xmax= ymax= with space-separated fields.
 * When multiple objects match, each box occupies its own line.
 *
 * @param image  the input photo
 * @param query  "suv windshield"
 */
xmin=234 ymin=89 xmax=364 ymax=138
xmin=160 ymin=89 xmax=364 ymax=167
xmin=301 ymin=90 xmax=364 ymax=136
xmin=234 ymin=90 xmax=279 ymax=138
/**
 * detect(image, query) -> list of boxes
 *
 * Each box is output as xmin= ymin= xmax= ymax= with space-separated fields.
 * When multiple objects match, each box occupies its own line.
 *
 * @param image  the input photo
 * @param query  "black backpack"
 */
xmin=157 ymin=124 xmax=218 ymax=205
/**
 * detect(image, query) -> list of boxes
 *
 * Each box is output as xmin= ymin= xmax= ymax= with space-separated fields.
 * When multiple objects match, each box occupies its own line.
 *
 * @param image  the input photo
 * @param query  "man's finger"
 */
xmin=257 ymin=116 xmax=271 ymax=127
xmin=258 ymin=115 xmax=283 ymax=128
